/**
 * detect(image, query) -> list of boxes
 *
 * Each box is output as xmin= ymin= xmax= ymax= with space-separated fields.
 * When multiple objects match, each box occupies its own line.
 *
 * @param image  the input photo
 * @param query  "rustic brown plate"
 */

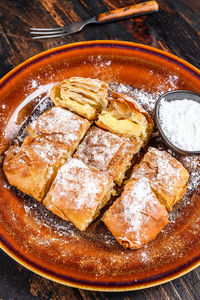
xmin=0 ymin=41 xmax=199 ymax=291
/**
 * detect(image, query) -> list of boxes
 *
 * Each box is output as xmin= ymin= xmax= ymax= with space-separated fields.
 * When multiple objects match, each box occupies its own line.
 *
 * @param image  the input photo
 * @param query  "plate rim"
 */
xmin=0 ymin=40 xmax=199 ymax=291
xmin=0 ymin=235 xmax=199 ymax=291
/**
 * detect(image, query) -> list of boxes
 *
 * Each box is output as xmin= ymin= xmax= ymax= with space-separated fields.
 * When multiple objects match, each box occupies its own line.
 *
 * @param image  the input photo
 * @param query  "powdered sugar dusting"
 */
xmin=123 ymin=178 xmax=157 ymax=235
xmin=110 ymin=74 xmax=179 ymax=114
xmin=28 ymin=106 xmax=90 ymax=146
xmin=103 ymin=177 xmax=168 ymax=248
xmin=1 ymin=76 xmax=199 ymax=276
xmin=31 ymin=80 xmax=38 ymax=89
xmin=132 ymin=147 xmax=188 ymax=197
xmin=149 ymin=148 xmax=183 ymax=191
xmin=47 ymin=158 xmax=112 ymax=210
xmin=22 ymin=199 xmax=78 ymax=240
xmin=110 ymin=82 xmax=160 ymax=113
xmin=2 ymin=83 xmax=55 ymax=145
xmin=181 ymin=155 xmax=200 ymax=195
xmin=159 ymin=98 xmax=200 ymax=151
xmin=75 ymin=126 xmax=123 ymax=171
xmin=110 ymin=82 xmax=199 ymax=206
xmin=29 ymin=138 xmax=66 ymax=165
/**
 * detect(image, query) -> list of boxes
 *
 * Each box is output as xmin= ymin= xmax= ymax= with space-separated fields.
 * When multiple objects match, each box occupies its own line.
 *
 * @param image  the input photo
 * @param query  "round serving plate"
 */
xmin=0 ymin=41 xmax=199 ymax=291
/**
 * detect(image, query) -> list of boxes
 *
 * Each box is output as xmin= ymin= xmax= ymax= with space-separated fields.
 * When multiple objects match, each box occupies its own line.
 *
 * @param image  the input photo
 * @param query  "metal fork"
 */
xmin=30 ymin=1 xmax=158 ymax=39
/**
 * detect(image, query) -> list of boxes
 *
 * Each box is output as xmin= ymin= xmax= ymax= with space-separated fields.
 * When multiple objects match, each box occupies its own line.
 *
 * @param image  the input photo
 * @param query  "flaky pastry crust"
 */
xmin=3 ymin=136 xmax=69 ymax=202
xmin=102 ymin=178 xmax=168 ymax=249
xmin=131 ymin=147 xmax=189 ymax=211
xmin=27 ymin=106 xmax=91 ymax=156
xmin=50 ymin=77 xmax=108 ymax=120
xmin=96 ymin=91 xmax=154 ymax=146
xmin=74 ymin=126 xmax=142 ymax=185
xmin=43 ymin=158 xmax=114 ymax=231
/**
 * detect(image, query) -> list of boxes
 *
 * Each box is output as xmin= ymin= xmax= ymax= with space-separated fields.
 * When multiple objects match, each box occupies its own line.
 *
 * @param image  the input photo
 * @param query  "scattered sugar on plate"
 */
xmin=122 ymin=178 xmax=160 ymax=245
xmin=1 ymin=79 xmax=200 ymax=262
xmin=31 ymin=80 xmax=38 ymax=88
xmin=109 ymin=82 xmax=161 ymax=113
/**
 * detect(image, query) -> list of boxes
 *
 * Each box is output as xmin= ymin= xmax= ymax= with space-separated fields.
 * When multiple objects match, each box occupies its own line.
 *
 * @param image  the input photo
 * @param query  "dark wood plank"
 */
xmin=164 ymin=0 xmax=200 ymax=33
xmin=1 ymin=0 xmax=200 ymax=76
xmin=144 ymin=0 xmax=200 ymax=68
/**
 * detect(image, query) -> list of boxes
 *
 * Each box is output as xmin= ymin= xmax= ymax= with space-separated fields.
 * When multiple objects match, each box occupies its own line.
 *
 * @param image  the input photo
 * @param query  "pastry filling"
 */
xmin=96 ymin=91 xmax=153 ymax=145
xmin=97 ymin=113 xmax=145 ymax=139
xmin=60 ymin=96 xmax=96 ymax=120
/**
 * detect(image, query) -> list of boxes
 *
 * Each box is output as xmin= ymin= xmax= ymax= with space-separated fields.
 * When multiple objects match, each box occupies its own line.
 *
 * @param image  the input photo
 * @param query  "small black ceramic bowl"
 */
xmin=155 ymin=90 xmax=200 ymax=155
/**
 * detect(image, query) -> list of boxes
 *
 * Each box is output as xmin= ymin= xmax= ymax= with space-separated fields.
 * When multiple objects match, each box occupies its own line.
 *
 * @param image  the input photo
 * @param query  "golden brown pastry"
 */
xmin=50 ymin=77 xmax=108 ymax=120
xmin=74 ymin=126 xmax=142 ymax=185
xmin=43 ymin=158 xmax=114 ymax=231
xmin=96 ymin=91 xmax=154 ymax=146
xmin=3 ymin=136 xmax=69 ymax=202
xmin=131 ymin=147 xmax=189 ymax=211
xmin=102 ymin=177 xmax=169 ymax=250
xmin=27 ymin=106 xmax=91 ymax=156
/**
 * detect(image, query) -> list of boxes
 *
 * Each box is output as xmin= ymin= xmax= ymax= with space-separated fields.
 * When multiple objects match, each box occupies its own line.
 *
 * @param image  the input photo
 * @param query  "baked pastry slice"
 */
xmin=102 ymin=177 xmax=169 ymax=250
xmin=74 ymin=126 xmax=142 ymax=185
xmin=3 ymin=136 xmax=69 ymax=202
xmin=50 ymin=77 xmax=108 ymax=120
xmin=43 ymin=158 xmax=114 ymax=231
xmin=96 ymin=91 xmax=154 ymax=146
xmin=131 ymin=147 xmax=189 ymax=211
xmin=27 ymin=106 xmax=91 ymax=156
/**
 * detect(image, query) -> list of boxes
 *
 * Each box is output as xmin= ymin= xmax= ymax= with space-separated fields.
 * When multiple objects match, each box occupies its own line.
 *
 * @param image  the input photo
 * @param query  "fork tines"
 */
xmin=30 ymin=27 xmax=69 ymax=39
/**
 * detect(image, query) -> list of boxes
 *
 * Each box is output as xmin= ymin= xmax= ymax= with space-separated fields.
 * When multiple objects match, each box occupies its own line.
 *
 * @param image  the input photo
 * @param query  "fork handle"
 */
xmin=97 ymin=1 xmax=159 ymax=22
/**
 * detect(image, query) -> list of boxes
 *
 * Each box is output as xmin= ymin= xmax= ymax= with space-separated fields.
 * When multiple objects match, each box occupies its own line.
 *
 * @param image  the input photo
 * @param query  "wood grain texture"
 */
xmin=0 ymin=0 xmax=200 ymax=299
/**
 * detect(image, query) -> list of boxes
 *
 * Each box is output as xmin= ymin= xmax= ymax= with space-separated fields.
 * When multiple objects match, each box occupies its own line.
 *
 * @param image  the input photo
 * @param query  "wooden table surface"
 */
xmin=0 ymin=0 xmax=200 ymax=299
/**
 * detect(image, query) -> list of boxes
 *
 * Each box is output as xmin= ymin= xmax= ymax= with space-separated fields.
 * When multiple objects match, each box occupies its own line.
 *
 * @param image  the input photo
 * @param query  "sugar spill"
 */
xmin=1 ymin=79 xmax=200 ymax=273
xmin=4 ymin=81 xmax=200 ymax=229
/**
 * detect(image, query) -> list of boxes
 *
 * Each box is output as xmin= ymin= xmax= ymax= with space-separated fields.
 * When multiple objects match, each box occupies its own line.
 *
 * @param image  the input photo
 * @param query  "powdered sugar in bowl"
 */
xmin=155 ymin=90 xmax=200 ymax=155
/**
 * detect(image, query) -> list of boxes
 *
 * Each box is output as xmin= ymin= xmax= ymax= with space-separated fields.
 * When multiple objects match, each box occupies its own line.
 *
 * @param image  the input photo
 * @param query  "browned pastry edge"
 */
xmin=102 ymin=178 xmax=169 ymax=250
xmin=74 ymin=126 xmax=142 ymax=186
xmin=43 ymin=158 xmax=115 ymax=231
xmin=131 ymin=147 xmax=190 ymax=211
xmin=50 ymin=77 xmax=108 ymax=120
xmin=3 ymin=136 xmax=69 ymax=202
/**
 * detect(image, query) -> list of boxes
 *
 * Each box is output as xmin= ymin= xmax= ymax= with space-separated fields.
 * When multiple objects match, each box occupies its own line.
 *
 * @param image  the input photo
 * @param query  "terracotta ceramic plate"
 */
xmin=0 ymin=41 xmax=199 ymax=291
